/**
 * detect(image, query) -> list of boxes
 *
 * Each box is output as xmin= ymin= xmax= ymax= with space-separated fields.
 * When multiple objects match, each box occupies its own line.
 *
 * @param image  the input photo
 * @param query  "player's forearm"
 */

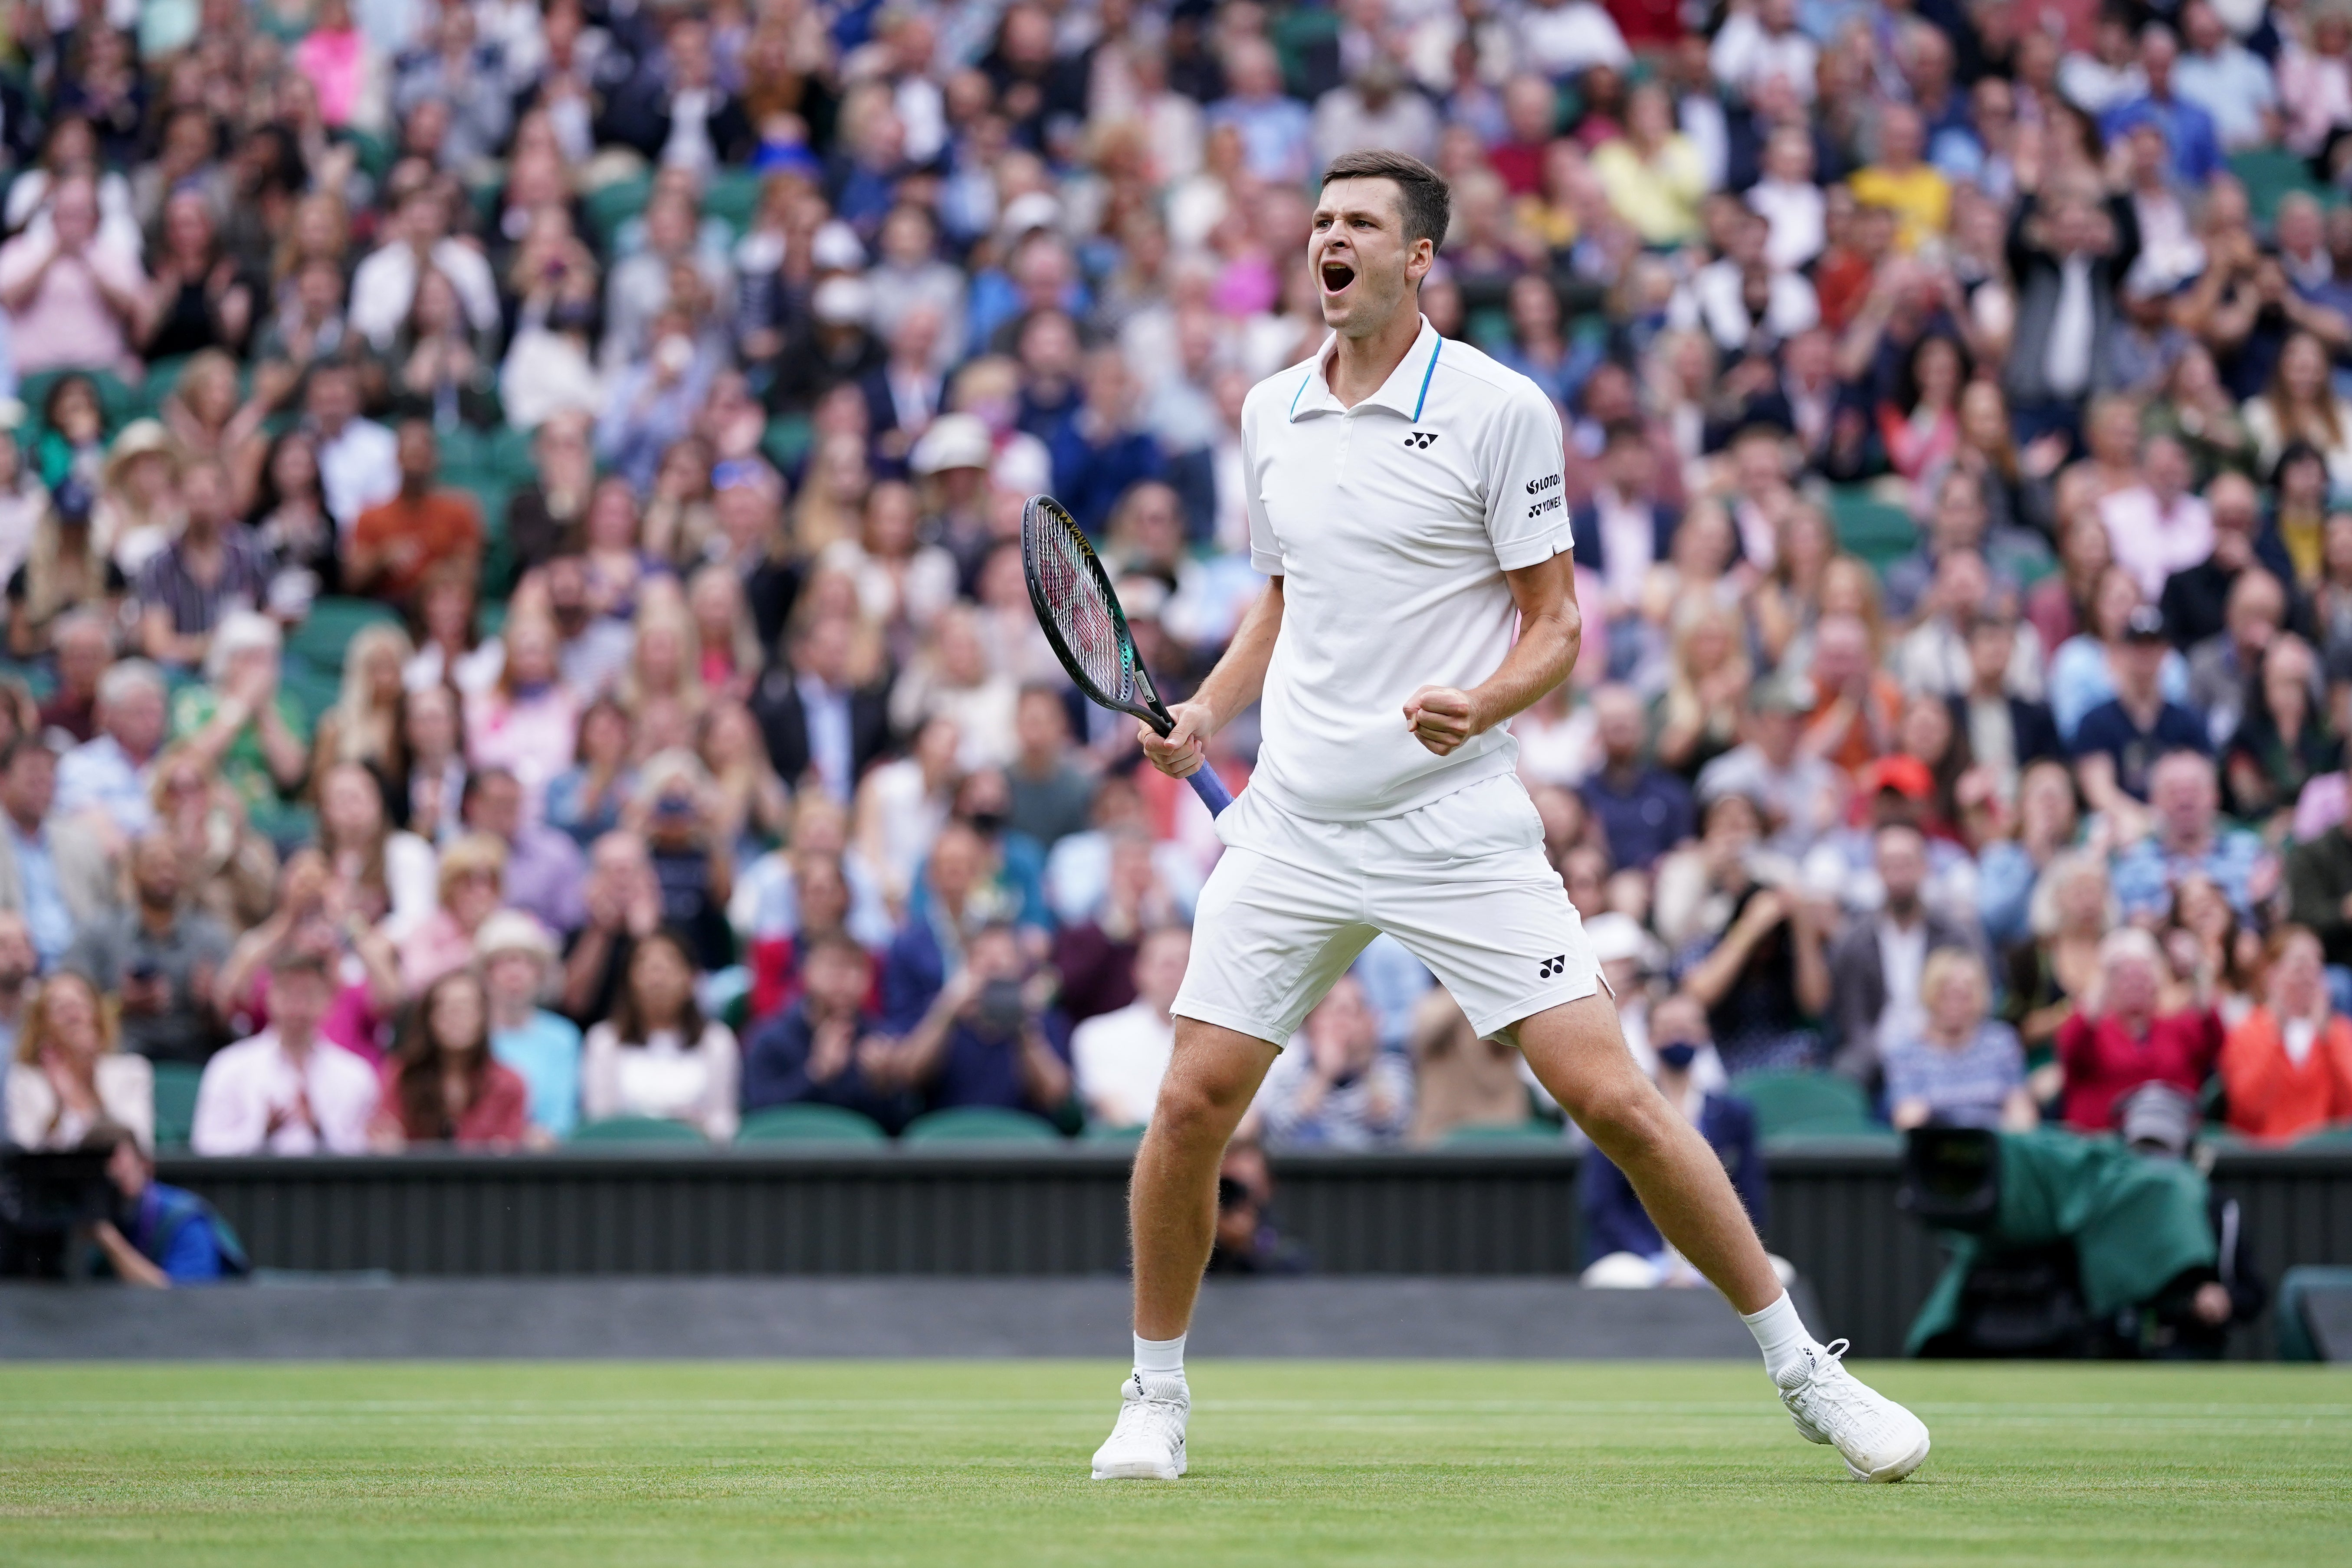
xmin=1468 ymin=593 xmax=1581 ymax=736
xmin=1188 ymin=577 xmax=1286 ymax=732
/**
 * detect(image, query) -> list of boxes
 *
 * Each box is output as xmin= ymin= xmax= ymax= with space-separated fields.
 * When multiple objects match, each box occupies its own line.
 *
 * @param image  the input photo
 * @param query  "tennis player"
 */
xmin=1089 ymin=151 xmax=1930 ymax=1485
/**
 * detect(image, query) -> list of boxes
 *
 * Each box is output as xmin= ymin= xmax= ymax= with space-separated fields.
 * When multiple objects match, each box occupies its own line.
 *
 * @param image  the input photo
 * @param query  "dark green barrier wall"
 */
xmin=154 ymin=1145 xmax=2352 ymax=1358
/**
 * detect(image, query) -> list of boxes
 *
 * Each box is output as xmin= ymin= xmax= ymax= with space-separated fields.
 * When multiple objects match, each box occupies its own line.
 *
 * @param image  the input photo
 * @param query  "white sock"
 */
xmin=1741 ymin=1292 xmax=1817 ymax=1381
xmin=1133 ymin=1332 xmax=1186 ymax=1378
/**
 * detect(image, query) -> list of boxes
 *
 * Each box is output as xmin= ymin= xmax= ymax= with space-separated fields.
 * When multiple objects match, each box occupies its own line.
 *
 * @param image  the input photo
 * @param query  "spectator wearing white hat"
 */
xmin=479 ymin=909 xmax=581 ymax=1144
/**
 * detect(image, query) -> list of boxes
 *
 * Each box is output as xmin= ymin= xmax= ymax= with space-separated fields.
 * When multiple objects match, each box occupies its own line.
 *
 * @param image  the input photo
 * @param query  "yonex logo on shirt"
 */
xmin=1403 ymin=431 xmax=1440 ymax=449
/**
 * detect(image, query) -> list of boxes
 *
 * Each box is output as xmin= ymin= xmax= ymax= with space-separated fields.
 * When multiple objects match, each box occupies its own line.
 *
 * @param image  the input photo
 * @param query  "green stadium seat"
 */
xmin=900 ymin=1106 xmax=1062 ymax=1144
xmin=2276 ymin=1265 xmax=2352 ymax=1361
xmin=569 ymin=1115 xmax=710 ymax=1146
xmin=584 ymin=172 xmax=654 ymax=253
xmin=704 ymin=167 xmax=764 ymax=239
xmin=762 ymin=416 xmax=814 ymax=474
xmin=287 ymin=597 xmax=406 ymax=672
xmin=1080 ymin=1122 xmax=1145 ymax=1148
xmin=2294 ymin=1122 xmax=2352 ymax=1148
xmin=150 ymin=1061 xmax=203 ymax=1151
xmin=1825 ymin=487 xmax=1919 ymax=568
xmin=1437 ymin=1121 xmax=1566 ymax=1148
xmin=1730 ymin=1070 xmax=1875 ymax=1141
xmin=735 ymin=1104 xmax=889 ymax=1144
xmin=2230 ymin=147 xmax=2326 ymax=226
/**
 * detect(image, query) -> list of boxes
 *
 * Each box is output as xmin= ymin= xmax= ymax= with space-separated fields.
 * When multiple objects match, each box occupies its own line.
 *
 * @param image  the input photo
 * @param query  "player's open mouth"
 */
xmin=1320 ymin=260 xmax=1356 ymax=295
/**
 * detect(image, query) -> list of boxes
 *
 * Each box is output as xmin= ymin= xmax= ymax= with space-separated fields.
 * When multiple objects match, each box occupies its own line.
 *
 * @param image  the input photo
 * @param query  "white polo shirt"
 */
xmin=1241 ymin=316 xmax=1570 ymax=821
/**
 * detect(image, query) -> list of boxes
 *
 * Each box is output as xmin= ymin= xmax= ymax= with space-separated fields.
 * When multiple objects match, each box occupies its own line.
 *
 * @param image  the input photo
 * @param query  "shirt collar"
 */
xmin=1288 ymin=316 xmax=1444 ymax=422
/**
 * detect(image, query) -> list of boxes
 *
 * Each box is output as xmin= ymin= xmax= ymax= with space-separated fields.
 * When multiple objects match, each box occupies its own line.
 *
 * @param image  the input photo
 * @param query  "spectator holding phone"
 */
xmin=61 ymin=830 xmax=232 ymax=1066
xmin=874 ymin=920 xmax=1070 ymax=1120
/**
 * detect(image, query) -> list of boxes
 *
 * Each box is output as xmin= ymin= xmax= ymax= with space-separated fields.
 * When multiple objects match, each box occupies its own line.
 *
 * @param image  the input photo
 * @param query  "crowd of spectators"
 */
xmin=2 ymin=0 xmax=2352 ymax=1194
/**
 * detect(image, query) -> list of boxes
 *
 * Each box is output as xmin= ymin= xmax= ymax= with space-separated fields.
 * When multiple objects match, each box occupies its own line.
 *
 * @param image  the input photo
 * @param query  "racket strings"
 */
xmin=1033 ymin=515 xmax=1132 ymax=702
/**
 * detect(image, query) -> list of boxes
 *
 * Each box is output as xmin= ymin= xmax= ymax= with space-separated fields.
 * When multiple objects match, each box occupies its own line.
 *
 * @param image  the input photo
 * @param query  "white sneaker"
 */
xmin=1775 ymin=1338 xmax=1931 ymax=1483
xmin=1089 ymin=1371 xmax=1189 ymax=1480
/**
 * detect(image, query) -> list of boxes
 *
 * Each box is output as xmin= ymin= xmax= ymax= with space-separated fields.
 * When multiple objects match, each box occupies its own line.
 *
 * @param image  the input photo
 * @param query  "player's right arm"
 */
xmin=1140 ymin=576 xmax=1284 ymax=779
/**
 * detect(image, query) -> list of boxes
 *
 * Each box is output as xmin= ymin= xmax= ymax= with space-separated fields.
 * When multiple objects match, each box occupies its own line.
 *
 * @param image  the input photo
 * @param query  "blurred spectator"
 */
xmin=171 ymin=613 xmax=310 ymax=839
xmin=2110 ymin=751 xmax=2274 ymax=922
xmin=5 ymin=971 xmax=151 ymax=1151
xmin=1406 ymin=985 xmax=1533 ymax=1145
xmin=368 ymin=970 xmax=530 ymax=1150
xmin=1826 ymin=823 xmax=1977 ymax=1084
xmin=397 ymin=833 xmax=507 ymax=993
xmin=133 ymin=456 xmax=273 ymax=671
xmin=2056 ymin=927 xmax=2223 ymax=1133
xmin=1007 ymin=685 xmax=1097 ymax=850
xmin=0 ymin=173 xmax=146 ymax=378
xmin=1258 ymin=975 xmax=1412 ymax=1149
xmin=1055 ymin=828 xmax=1183 ymax=1025
xmin=478 ymin=911 xmax=580 ymax=1145
xmin=0 ymin=735 xmax=82 ymax=968
xmin=459 ymin=766 xmax=585 ymax=937
xmin=80 ymin=1121 xmax=242 ymax=1285
xmin=55 ymin=657 xmax=170 ymax=839
xmin=1071 ymin=925 xmax=1187 ymax=1130
xmin=190 ymin=947 xmax=378 ymax=1155
xmin=1580 ymin=993 xmax=1765 ymax=1286
xmin=580 ymin=928 xmax=739 ymax=1141
xmin=741 ymin=931 xmax=909 ymax=1132
xmin=875 ymin=919 xmax=1069 ymax=1119
xmin=754 ymin=612 xmax=892 ymax=805
xmin=2286 ymin=788 xmax=2352 ymax=969
xmin=62 ymin=832 xmax=231 ymax=1067
xmin=346 ymin=421 xmax=483 ymax=610
xmin=1580 ymin=683 xmax=1693 ymax=873
xmin=2071 ymin=607 xmax=2208 ymax=814
xmin=1884 ymin=948 xmax=2035 ymax=1131
xmin=1206 ymin=1136 xmax=1309 ymax=1275
xmin=2220 ymin=925 xmax=2352 ymax=1143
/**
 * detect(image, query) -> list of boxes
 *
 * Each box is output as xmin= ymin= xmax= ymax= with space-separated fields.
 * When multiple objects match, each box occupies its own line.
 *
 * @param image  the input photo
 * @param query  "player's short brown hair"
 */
xmin=1319 ymin=150 xmax=1451 ymax=254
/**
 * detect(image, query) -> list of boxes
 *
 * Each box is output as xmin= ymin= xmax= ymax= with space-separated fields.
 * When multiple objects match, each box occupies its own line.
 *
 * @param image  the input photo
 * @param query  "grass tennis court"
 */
xmin=5 ymin=1361 xmax=2348 ymax=1567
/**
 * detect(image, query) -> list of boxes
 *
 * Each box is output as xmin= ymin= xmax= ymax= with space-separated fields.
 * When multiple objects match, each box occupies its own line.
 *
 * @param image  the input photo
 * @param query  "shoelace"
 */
xmin=1114 ymin=1392 xmax=1187 ymax=1451
xmin=1791 ymin=1339 xmax=1891 ymax=1438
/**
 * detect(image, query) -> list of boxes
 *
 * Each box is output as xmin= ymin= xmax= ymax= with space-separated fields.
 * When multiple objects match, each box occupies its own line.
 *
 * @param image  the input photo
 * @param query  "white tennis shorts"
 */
xmin=1172 ymin=771 xmax=1601 ymax=1047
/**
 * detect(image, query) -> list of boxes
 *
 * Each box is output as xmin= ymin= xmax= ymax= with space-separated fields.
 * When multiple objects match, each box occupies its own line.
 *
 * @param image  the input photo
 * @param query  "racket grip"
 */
xmin=1185 ymin=764 xmax=1234 ymax=817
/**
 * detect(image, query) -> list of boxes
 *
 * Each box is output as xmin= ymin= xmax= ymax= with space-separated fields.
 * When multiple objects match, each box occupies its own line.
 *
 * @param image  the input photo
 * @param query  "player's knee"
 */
xmin=1150 ymin=1073 xmax=1238 ymax=1150
xmin=1565 ymin=1074 xmax=1670 ymax=1151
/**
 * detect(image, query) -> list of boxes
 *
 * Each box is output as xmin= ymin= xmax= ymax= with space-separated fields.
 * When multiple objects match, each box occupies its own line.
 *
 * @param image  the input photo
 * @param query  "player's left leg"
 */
xmin=1364 ymin=776 xmax=1928 ymax=1481
xmin=1506 ymin=998 xmax=1929 ymax=1481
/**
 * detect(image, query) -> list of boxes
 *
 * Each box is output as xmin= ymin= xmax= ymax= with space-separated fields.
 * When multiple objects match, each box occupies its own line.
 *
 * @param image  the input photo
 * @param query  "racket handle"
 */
xmin=1185 ymin=764 xmax=1234 ymax=817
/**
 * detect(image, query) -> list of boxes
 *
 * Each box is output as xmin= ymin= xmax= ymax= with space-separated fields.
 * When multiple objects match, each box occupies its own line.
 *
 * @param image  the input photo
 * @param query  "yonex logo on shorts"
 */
xmin=1536 ymin=954 xmax=1567 ymax=978
xmin=1403 ymin=431 xmax=1439 ymax=449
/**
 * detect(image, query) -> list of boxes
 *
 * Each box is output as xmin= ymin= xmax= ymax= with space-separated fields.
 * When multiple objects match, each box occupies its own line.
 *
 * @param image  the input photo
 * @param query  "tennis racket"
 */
xmin=1021 ymin=493 xmax=1235 ymax=817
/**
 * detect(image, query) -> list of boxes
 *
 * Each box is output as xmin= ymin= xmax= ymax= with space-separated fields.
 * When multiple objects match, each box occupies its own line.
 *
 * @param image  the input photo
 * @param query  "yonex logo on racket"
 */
xmin=1403 ymin=430 xmax=1439 ymax=449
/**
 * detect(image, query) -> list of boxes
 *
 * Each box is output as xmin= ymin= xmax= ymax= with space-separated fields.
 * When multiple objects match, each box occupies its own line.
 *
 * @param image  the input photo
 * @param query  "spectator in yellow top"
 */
xmin=1591 ymin=83 xmax=1707 ymax=248
xmin=1848 ymin=105 xmax=1951 ymax=253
